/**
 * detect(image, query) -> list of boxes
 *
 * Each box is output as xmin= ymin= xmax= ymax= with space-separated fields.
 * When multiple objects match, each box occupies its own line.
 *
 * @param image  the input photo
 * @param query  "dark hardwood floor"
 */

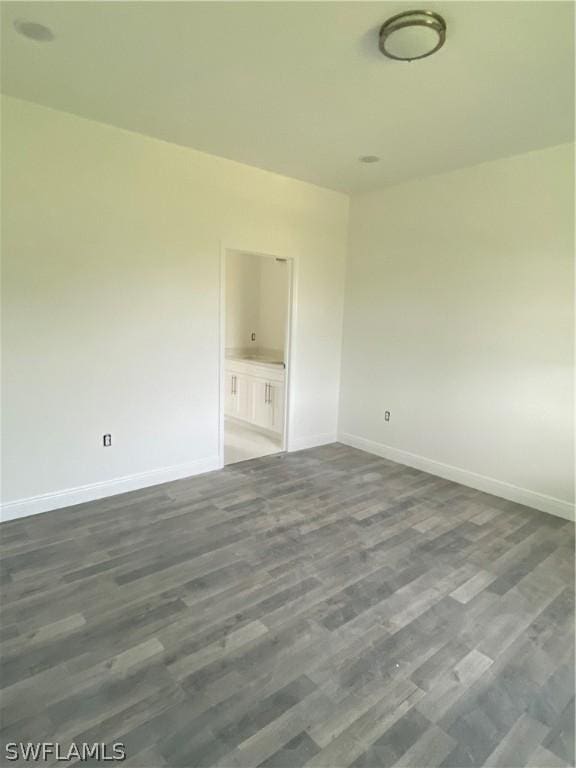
xmin=0 ymin=444 xmax=574 ymax=767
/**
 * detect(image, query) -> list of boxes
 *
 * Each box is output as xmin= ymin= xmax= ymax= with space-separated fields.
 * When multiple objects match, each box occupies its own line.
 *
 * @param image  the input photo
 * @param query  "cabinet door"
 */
xmin=235 ymin=373 xmax=252 ymax=421
xmin=252 ymin=378 xmax=272 ymax=429
xmin=269 ymin=382 xmax=285 ymax=434
xmin=224 ymin=372 xmax=237 ymax=416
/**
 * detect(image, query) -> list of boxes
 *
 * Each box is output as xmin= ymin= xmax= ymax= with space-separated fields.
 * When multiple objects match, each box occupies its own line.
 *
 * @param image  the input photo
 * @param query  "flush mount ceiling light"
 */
xmin=13 ymin=19 xmax=55 ymax=42
xmin=379 ymin=10 xmax=446 ymax=62
xmin=359 ymin=155 xmax=380 ymax=164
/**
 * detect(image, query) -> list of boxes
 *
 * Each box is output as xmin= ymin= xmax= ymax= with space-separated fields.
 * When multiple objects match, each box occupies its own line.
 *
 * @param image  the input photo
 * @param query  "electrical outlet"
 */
xmin=251 ymin=332 xmax=256 ymax=341
xmin=103 ymin=434 xmax=112 ymax=447
xmin=384 ymin=411 xmax=391 ymax=422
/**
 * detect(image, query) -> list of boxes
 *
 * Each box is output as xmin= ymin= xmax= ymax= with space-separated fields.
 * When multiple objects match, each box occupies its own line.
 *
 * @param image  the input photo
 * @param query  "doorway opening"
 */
xmin=220 ymin=249 xmax=292 ymax=466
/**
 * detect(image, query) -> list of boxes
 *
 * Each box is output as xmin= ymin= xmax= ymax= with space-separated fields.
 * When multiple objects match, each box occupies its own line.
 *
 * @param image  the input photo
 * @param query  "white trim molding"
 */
xmin=338 ymin=432 xmax=575 ymax=522
xmin=0 ymin=455 xmax=220 ymax=523
xmin=288 ymin=432 xmax=338 ymax=453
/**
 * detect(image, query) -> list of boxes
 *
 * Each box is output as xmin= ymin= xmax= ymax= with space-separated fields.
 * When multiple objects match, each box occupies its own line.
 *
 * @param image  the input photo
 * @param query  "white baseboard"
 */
xmin=0 ymin=456 xmax=221 ymax=523
xmin=4 ymin=436 xmax=573 ymax=524
xmin=288 ymin=432 xmax=338 ymax=452
xmin=338 ymin=432 xmax=574 ymax=522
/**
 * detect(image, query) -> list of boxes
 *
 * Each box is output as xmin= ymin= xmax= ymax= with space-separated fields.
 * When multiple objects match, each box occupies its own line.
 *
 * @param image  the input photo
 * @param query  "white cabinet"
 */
xmin=270 ymin=382 xmax=285 ymax=432
xmin=224 ymin=371 xmax=251 ymax=419
xmin=236 ymin=375 xmax=251 ymax=421
xmin=250 ymin=378 xmax=284 ymax=433
xmin=252 ymin=378 xmax=271 ymax=430
xmin=224 ymin=360 xmax=285 ymax=435
xmin=224 ymin=371 xmax=236 ymax=415
xmin=225 ymin=370 xmax=251 ymax=420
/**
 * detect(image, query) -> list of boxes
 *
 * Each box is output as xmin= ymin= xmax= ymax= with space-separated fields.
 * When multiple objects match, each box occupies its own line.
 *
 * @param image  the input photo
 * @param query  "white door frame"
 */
xmin=218 ymin=245 xmax=296 ymax=468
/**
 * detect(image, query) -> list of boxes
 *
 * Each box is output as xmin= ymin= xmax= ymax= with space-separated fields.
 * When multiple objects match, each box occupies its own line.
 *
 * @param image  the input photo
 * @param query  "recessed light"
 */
xmin=379 ymin=10 xmax=446 ymax=62
xmin=13 ymin=20 xmax=55 ymax=42
xmin=359 ymin=156 xmax=380 ymax=164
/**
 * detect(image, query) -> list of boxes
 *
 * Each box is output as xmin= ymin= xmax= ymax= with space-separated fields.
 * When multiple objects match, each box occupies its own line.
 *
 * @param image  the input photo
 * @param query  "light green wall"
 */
xmin=1 ymin=95 xmax=348 ymax=510
xmin=340 ymin=144 xmax=575 ymax=516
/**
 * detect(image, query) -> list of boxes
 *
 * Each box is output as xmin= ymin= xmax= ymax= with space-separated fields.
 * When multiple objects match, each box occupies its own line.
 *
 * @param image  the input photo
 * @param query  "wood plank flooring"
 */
xmin=1 ymin=443 xmax=574 ymax=767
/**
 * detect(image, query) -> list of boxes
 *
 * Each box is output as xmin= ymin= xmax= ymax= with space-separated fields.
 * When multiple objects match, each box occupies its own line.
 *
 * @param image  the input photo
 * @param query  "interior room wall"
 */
xmin=225 ymin=251 xmax=260 ymax=352
xmin=1 ymin=95 xmax=348 ymax=519
xmin=2 ymin=95 xmax=573 ymax=523
xmin=225 ymin=253 xmax=288 ymax=356
xmin=339 ymin=143 xmax=575 ymax=520
xmin=258 ymin=257 xmax=288 ymax=354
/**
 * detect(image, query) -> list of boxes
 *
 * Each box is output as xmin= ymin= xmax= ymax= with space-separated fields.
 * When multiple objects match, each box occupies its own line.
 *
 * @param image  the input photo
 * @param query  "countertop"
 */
xmin=226 ymin=353 xmax=285 ymax=368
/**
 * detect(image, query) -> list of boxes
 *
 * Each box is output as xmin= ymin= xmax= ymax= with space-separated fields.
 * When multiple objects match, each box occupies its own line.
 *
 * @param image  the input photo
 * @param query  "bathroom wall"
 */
xmin=258 ymin=257 xmax=288 ymax=354
xmin=225 ymin=252 xmax=288 ymax=357
xmin=225 ymin=252 xmax=261 ymax=352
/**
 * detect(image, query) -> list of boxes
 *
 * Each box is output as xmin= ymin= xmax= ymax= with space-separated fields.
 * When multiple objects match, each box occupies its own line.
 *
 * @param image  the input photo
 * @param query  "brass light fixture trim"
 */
xmin=379 ymin=10 xmax=447 ymax=62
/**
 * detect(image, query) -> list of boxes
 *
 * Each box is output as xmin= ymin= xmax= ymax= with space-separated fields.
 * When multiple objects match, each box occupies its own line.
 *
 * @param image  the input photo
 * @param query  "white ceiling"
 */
xmin=1 ymin=2 xmax=574 ymax=192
